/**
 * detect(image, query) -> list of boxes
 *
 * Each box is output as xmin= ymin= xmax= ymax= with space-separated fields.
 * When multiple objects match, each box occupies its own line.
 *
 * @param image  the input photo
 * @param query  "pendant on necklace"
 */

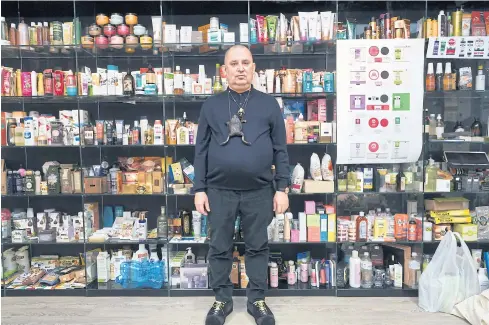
xmin=237 ymin=107 xmax=245 ymax=122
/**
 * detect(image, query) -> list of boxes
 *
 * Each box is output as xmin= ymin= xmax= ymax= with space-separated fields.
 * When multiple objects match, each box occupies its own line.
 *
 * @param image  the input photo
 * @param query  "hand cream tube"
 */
xmin=256 ymin=15 xmax=266 ymax=43
xmin=307 ymin=11 xmax=318 ymax=42
xmin=292 ymin=16 xmax=300 ymax=42
xmin=151 ymin=16 xmax=162 ymax=45
xmin=249 ymin=18 xmax=257 ymax=44
xmin=279 ymin=13 xmax=287 ymax=44
xmin=298 ymin=12 xmax=309 ymax=42
xmin=320 ymin=12 xmax=332 ymax=41
xmin=316 ymin=13 xmax=322 ymax=43
xmin=266 ymin=15 xmax=278 ymax=44
xmin=265 ymin=69 xmax=275 ymax=94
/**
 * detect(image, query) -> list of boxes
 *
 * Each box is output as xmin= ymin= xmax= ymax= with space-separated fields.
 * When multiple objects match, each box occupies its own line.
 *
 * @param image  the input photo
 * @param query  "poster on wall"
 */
xmin=426 ymin=36 xmax=489 ymax=59
xmin=336 ymin=39 xmax=425 ymax=164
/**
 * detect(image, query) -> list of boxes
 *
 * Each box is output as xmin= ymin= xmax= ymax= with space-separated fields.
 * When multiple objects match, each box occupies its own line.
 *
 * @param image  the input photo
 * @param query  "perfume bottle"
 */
xmin=123 ymin=70 xmax=135 ymax=96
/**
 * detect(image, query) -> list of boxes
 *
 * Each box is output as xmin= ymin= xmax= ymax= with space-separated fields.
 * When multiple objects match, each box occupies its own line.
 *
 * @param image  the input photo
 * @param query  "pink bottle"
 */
xmin=270 ymin=262 xmax=279 ymax=288
xmin=287 ymin=261 xmax=296 ymax=285
xmin=291 ymin=220 xmax=300 ymax=243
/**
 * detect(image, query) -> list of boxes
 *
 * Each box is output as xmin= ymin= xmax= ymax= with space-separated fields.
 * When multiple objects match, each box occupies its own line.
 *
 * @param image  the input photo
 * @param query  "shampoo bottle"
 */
xmin=184 ymin=247 xmax=196 ymax=264
xmin=349 ymin=250 xmax=361 ymax=288
xmin=134 ymin=244 xmax=149 ymax=261
xmin=287 ymin=260 xmax=296 ymax=285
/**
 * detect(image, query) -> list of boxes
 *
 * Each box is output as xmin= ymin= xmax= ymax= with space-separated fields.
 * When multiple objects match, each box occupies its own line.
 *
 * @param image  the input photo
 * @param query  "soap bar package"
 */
xmin=179 ymin=158 xmax=195 ymax=183
xmin=46 ymin=165 xmax=61 ymax=194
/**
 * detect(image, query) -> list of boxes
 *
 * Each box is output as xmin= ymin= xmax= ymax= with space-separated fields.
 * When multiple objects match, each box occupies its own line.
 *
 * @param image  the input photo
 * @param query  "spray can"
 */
xmin=452 ymin=10 xmax=462 ymax=36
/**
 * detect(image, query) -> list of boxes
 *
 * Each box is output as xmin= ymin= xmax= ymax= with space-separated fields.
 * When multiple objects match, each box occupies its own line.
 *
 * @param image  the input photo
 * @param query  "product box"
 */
xmin=453 ymin=224 xmax=478 ymax=242
xmin=433 ymin=224 xmax=451 ymax=241
xmin=425 ymin=197 xmax=469 ymax=211
xmin=84 ymin=177 xmax=107 ymax=194
xmin=319 ymin=123 xmax=332 ymax=143
xmin=306 ymin=214 xmax=320 ymax=227
xmin=435 ymin=179 xmax=451 ymax=192
xmin=307 ymin=227 xmax=320 ymax=242
xmin=320 ymin=214 xmax=328 ymax=242
xmin=84 ymin=202 xmax=99 ymax=231
xmin=327 ymin=213 xmax=336 ymax=242
xmin=304 ymin=201 xmax=315 ymax=214
xmin=1 ymin=159 xmax=6 ymax=195
xmin=180 ymin=264 xmax=209 ymax=289
xmin=384 ymin=243 xmax=413 ymax=286
xmin=170 ymin=253 xmax=185 ymax=288
xmin=96 ymin=251 xmax=110 ymax=283
xmin=239 ymin=256 xmax=249 ymax=289
xmin=152 ymin=171 xmax=163 ymax=193
xmin=303 ymin=180 xmax=334 ymax=193
xmin=239 ymin=23 xmax=248 ymax=42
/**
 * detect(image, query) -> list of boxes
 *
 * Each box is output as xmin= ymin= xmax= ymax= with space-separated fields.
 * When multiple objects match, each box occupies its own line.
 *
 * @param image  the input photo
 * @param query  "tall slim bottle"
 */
xmin=212 ymin=63 xmax=223 ymax=93
xmin=426 ymin=63 xmax=435 ymax=91
xmin=435 ymin=62 xmax=443 ymax=91
xmin=443 ymin=62 xmax=453 ymax=91
xmin=157 ymin=206 xmax=168 ymax=240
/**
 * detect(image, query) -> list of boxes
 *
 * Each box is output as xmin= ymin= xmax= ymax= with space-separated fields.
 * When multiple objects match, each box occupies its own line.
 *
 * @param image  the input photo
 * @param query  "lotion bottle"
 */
xmin=476 ymin=63 xmax=486 ymax=91
xmin=284 ymin=212 xmax=292 ymax=242
xmin=349 ymin=250 xmax=361 ymax=288
xmin=184 ymin=247 xmax=196 ymax=264
xmin=287 ymin=260 xmax=296 ymax=285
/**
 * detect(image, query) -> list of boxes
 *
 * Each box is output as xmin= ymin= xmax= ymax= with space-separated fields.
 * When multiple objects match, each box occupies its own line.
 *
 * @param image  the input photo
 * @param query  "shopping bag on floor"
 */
xmin=419 ymin=231 xmax=480 ymax=313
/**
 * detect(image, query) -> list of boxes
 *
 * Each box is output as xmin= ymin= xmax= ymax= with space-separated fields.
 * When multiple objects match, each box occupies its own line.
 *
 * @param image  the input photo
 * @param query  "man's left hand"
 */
xmin=273 ymin=191 xmax=289 ymax=214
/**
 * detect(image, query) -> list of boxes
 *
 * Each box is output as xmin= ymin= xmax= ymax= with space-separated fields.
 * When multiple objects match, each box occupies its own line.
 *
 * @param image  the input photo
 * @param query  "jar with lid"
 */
xmin=110 ymin=34 xmax=124 ymax=49
xmin=125 ymin=13 xmax=138 ymax=26
xmin=125 ymin=34 xmax=138 ymax=53
xmin=140 ymin=34 xmax=152 ymax=50
xmin=88 ymin=24 xmax=101 ymax=36
xmin=103 ymin=24 xmax=116 ymax=37
xmin=81 ymin=27 xmax=94 ymax=49
xmin=96 ymin=13 xmax=109 ymax=26
xmin=133 ymin=24 xmax=146 ymax=36
xmin=117 ymin=23 xmax=130 ymax=37
xmin=110 ymin=13 xmax=123 ymax=26
xmin=95 ymin=35 xmax=109 ymax=49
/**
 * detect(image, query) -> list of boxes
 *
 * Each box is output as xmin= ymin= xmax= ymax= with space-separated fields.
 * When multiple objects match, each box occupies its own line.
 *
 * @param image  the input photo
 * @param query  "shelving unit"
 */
xmin=2 ymin=0 xmax=489 ymax=298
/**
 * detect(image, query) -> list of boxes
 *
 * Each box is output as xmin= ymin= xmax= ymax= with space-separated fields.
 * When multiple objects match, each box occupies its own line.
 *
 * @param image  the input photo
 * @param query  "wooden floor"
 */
xmin=1 ymin=296 xmax=468 ymax=325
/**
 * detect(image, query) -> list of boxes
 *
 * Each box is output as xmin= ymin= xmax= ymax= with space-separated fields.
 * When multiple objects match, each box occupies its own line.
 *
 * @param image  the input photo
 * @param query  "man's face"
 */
xmin=224 ymin=46 xmax=256 ymax=90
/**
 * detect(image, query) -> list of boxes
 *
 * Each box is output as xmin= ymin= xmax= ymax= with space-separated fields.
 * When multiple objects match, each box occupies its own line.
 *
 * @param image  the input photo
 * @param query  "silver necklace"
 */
xmin=228 ymin=89 xmax=251 ymax=122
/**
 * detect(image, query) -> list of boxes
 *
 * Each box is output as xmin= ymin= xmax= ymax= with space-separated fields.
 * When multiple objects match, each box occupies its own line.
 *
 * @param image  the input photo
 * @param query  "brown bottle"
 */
xmin=9 ymin=23 xmax=16 ymax=46
xmin=356 ymin=211 xmax=368 ymax=242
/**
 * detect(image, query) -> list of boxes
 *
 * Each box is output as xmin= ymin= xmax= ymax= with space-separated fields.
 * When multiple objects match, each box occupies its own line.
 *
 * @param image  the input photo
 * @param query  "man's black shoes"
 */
xmin=247 ymin=300 xmax=275 ymax=325
xmin=205 ymin=301 xmax=233 ymax=325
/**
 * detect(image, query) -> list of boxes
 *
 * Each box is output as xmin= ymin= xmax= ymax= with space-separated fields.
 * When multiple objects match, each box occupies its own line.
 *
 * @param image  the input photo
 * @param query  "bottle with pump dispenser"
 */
xmin=435 ymin=114 xmax=444 ymax=139
xmin=184 ymin=247 xmax=196 ymax=264
xmin=425 ymin=156 xmax=438 ymax=192
xmin=435 ymin=62 xmax=444 ymax=91
xmin=349 ymin=250 xmax=361 ymax=288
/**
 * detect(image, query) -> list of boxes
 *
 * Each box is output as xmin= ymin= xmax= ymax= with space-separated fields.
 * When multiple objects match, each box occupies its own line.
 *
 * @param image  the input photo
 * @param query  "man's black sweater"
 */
xmin=193 ymin=87 xmax=290 ymax=193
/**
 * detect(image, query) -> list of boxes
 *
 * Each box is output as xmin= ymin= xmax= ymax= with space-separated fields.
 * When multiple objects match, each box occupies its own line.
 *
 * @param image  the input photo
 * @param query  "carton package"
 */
xmin=303 ymin=180 xmax=334 ymax=193
xmin=424 ymin=197 xmax=469 ymax=211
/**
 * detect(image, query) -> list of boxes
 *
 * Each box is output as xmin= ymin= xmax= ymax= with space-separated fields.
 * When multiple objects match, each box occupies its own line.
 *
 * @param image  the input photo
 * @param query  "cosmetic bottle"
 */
xmin=428 ymin=113 xmax=436 ymax=139
xmin=476 ymin=63 xmax=486 ymax=91
xmin=184 ymin=69 xmax=192 ymax=94
xmin=360 ymin=252 xmax=373 ymax=288
xmin=9 ymin=23 xmax=16 ymax=46
xmin=443 ymin=62 xmax=452 ymax=91
xmin=154 ymin=120 xmax=163 ymax=145
xmin=471 ymin=118 xmax=483 ymax=136
xmin=300 ymin=259 xmax=309 ymax=283
xmin=34 ymin=171 xmax=41 ymax=194
xmin=349 ymin=250 xmax=361 ymax=288
xmin=435 ymin=114 xmax=444 ymax=139
xmin=287 ymin=260 xmax=296 ymax=285
xmin=184 ymin=247 xmax=196 ymax=264
xmin=157 ymin=206 xmax=168 ymax=240
xmin=284 ymin=212 xmax=292 ymax=242
xmin=132 ymin=120 xmax=140 ymax=144
xmin=270 ymin=262 xmax=279 ymax=288
xmin=408 ymin=252 xmax=421 ymax=289
xmin=438 ymin=11 xmax=448 ymax=36
xmin=149 ymin=244 xmax=159 ymax=262
xmin=310 ymin=262 xmax=317 ymax=287
xmin=134 ymin=244 xmax=149 ymax=261
xmin=356 ymin=211 xmax=368 ymax=241
xmin=426 ymin=63 xmax=435 ymax=91
xmin=396 ymin=165 xmax=406 ymax=192
xmin=408 ymin=215 xmax=417 ymax=241
xmin=291 ymin=220 xmax=300 ymax=242
xmin=435 ymin=62 xmax=443 ymax=91
xmin=174 ymin=66 xmax=184 ymax=95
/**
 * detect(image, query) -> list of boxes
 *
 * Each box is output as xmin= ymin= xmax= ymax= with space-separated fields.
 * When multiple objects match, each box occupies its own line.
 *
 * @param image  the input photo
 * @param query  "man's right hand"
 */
xmin=195 ymin=192 xmax=211 ymax=216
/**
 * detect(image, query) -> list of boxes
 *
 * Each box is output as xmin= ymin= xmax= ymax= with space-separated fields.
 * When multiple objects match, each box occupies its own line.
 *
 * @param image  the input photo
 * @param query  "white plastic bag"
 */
xmin=290 ymin=163 xmax=305 ymax=193
xmin=321 ymin=153 xmax=334 ymax=181
xmin=310 ymin=153 xmax=322 ymax=181
xmin=419 ymin=231 xmax=480 ymax=313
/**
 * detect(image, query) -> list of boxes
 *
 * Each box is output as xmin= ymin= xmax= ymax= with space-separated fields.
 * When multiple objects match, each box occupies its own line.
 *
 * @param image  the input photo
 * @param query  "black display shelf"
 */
xmin=86 ymin=281 xmax=169 ymax=297
xmin=1 ymin=238 xmax=85 ymax=245
xmin=336 ymin=286 xmax=418 ymax=297
xmin=87 ymin=239 xmax=167 ymax=245
xmin=5 ymin=288 xmax=87 ymax=297
xmin=337 ymin=191 xmax=422 ymax=195
xmin=167 ymin=240 xmax=336 ymax=246
xmin=424 ymin=90 xmax=489 ymax=99
xmin=338 ymin=241 xmax=423 ymax=245
xmin=428 ymin=139 xmax=489 ymax=144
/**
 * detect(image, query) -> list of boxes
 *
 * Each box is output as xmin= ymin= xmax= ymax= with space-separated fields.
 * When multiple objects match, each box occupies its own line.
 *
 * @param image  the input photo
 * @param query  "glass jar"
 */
xmin=125 ymin=13 xmax=138 ymax=26
xmin=96 ymin=13 xmax=109 ymax=26
xmin=110 ymin=13 xmax=123 ymax=26
xmin=103 ymin=24 xmax=116 ymax=37
xmin=125 ymin=34 xmax=138 ymax=53
xmin=88 ymin=24 xmax=101 ymax=36
xmin=133 ymin=24 xmax=146 ymax=36
xmin=94 ymin=35 xmax=108 ymax=49
xmin=117 ymin=24 xmax=130 ymax=37
xmin=140 ymin=34 xmax=152 ymax=50
xmin=110 ymin=34 xmax=124 ymax=49
xmin=81 ymin=35 xmax=94 ymax=49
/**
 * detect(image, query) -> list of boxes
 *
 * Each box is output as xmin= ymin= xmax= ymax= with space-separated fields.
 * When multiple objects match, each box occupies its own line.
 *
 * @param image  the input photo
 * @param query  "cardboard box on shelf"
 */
xmin=303 ymin=180 xmax=334 ymax=193
xmin=425 ymin=197 xmax=469 ymax=211
xmin=83 ymin=177 xmax=107 ymax=194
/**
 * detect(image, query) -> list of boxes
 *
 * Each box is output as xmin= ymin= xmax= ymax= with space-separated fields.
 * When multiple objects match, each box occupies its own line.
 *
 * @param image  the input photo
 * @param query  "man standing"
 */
xmin=194 ymin=45 xmax=290 ymax=325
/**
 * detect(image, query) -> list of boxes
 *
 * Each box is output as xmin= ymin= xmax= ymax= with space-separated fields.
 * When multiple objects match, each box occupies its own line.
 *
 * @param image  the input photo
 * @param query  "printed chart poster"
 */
xmin=337 ymin=39 xmax=425 ymax=164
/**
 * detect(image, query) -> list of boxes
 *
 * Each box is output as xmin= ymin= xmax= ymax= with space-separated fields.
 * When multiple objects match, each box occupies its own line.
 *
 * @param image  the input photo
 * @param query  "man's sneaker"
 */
xmin=247 ymin=300 xmax=275 ymax=325
xmin=205 ymin=301 xmax=233 ymax=325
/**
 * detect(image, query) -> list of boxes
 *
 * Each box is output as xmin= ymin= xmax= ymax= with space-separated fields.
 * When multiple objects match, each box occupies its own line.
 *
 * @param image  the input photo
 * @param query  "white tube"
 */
xmin=279 ymin=13 xmax=287 ymax=44
xmin=151 ymin=16 xmax=162 ymax=45
xmin=307 ymin=11 xmax=318 ymax=42
xmin=265 ymin=69 xmax=274 ymax=94
xmin=320 ymin=12 xmax=332 ymax=41
xmin=298 ymin=12 xmax=309 ymax=42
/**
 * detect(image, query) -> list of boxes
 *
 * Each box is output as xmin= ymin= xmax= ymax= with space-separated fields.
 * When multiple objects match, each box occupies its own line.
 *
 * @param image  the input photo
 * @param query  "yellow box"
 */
xmin=327 ymin=213 xmax=336 ymax=242
xmin=453 ymin=224 xmax=478 ymax=242
xmin=303 ymin=180 xmax=334 ymax=193
xmin=429 ymin=209 xmax=470 ymax=218
xmin=374 ymin=218 xmax=387 ymax=239
xmin=306 ymin=214 xmax=320 ymax=227
xmin=428 ymin=215 xmax=472 ymax=224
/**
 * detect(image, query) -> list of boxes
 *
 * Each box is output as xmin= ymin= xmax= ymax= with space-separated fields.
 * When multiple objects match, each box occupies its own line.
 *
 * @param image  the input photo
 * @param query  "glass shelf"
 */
xmin=87 ymin=281 xmax=168 ymax=297
xmin=425 ymin=90 xmax=489 ymax=99
xmin=2 ymin=143 xmax=336 ymax=149
xmin=336 ymin=286 xmax=418 ymax=297
xmin=1 ymin=92 xmax=335 ymax=104
xmin=338 ymin=241 xmax=423 ymax=245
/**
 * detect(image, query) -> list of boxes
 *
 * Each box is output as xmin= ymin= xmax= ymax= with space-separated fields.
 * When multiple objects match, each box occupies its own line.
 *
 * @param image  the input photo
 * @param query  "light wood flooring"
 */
xmin=1 ymin=296 xmax=468 ymax=325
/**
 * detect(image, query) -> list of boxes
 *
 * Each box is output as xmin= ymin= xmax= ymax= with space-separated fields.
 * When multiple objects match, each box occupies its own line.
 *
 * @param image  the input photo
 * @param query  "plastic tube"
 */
xmin=279 ymin=13 xmax=287 ymax=44
xmin=256 ymin=15 xmax=266 ymax=43
xmin=151 ymin=16 xmax=162 ymax=45
xmin=320 ymin=12 xmax=332 ymax=41
xmin=307 ymin=12 xmax=318 ymax=42
xmin=266 ymin=15 xmax=278 ymax=44
xmin=249 ymin=18 xmax=257 ymax=44
xmin=298 ymin=12 xmax=308 ymax=41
